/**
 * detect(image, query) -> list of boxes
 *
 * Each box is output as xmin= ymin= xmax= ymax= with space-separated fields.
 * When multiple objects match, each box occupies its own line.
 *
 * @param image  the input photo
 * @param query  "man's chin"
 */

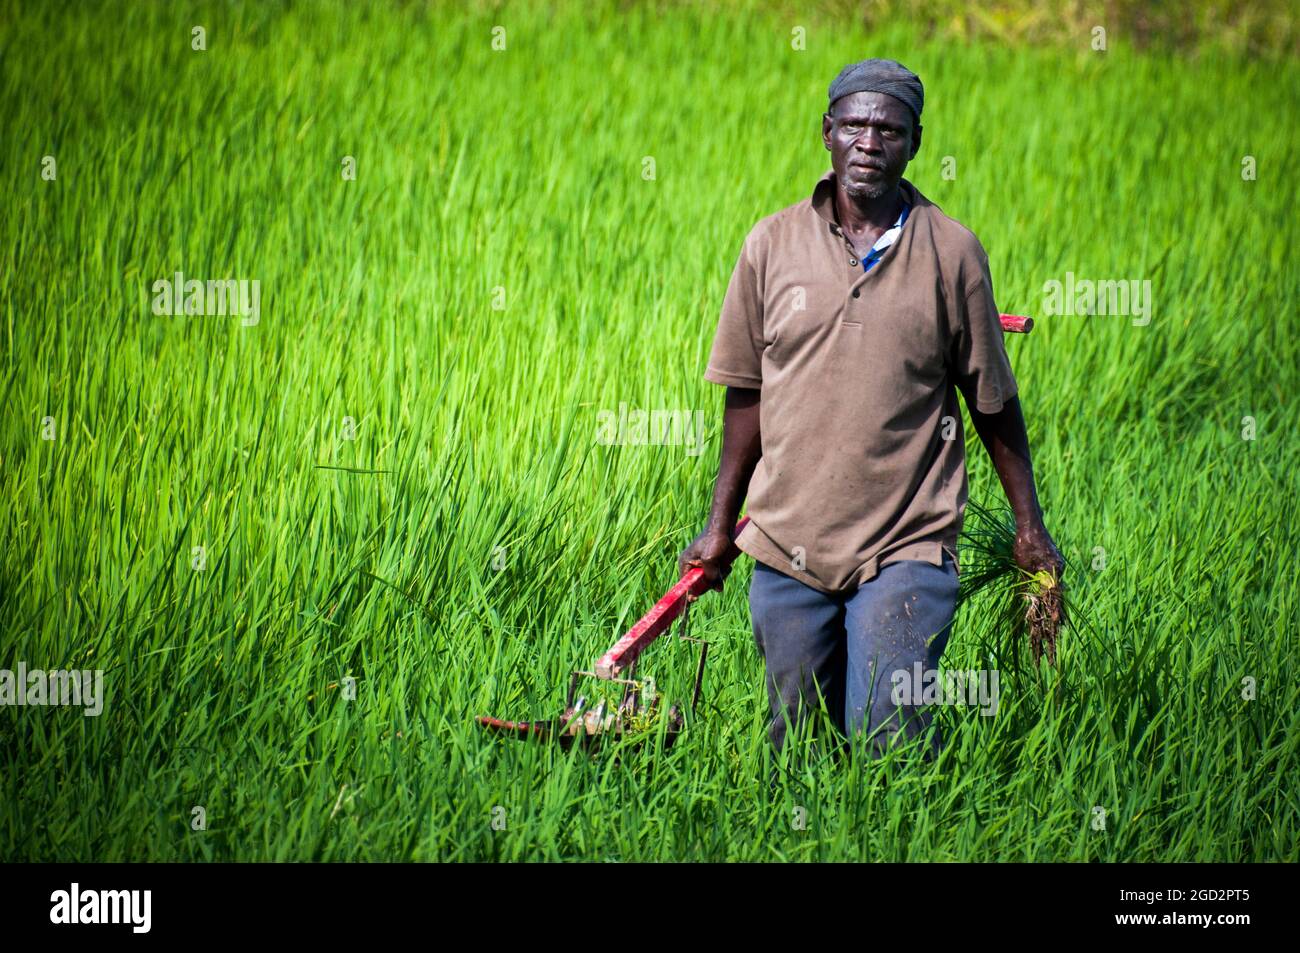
xmin=844 ymin=179 xmax=891 ymax=200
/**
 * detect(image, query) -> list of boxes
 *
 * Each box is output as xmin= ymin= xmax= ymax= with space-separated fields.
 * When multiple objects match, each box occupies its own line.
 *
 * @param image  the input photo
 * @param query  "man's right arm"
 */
xmin=681 ymin=231 xmax=765 ymax=590
xmin=677 ymin=385 xmax=761 ymax=591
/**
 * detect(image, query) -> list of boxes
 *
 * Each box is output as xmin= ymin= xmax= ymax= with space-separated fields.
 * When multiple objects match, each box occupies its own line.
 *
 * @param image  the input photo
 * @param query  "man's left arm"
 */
xmin=967 ymin=397 xmax=1064 ymax=575
xmin=951 ymin=247 xmax=1064 ymax=576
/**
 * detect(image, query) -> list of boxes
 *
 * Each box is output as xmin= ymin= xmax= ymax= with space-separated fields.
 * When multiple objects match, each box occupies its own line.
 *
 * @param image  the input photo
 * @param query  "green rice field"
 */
xmin=1 ymin=0 xmax=1297 ymax=861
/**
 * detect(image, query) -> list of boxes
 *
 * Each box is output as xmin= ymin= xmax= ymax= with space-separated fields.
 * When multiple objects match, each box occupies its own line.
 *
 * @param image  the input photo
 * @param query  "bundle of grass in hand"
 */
xmin=957 ymin=499 xmax=1069 ymax=666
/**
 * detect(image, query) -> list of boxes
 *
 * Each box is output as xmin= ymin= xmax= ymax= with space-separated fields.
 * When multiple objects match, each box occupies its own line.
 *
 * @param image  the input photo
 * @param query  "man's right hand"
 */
xmin=678 ymin=526 xmax=742 ymax=598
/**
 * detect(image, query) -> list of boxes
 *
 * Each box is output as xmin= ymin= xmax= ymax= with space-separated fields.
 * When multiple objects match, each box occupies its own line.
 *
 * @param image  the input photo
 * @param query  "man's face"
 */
xmin=822 ymin=91 xmax=922 ymax=200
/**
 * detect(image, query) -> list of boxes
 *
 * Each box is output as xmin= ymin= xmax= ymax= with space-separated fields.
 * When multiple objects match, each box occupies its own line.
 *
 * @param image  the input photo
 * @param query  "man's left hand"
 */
xmin=1013 ymin=521 xmax=1064 ymax=577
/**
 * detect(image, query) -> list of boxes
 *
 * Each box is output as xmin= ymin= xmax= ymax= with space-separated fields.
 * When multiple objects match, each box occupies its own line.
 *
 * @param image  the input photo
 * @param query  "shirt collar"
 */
xmin=870 ymin=202 xmax=910 ymax=253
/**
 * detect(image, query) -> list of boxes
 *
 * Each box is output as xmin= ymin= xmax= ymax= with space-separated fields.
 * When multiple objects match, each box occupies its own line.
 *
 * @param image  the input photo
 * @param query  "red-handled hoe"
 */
xmin=476 ymin=314 xmax=1035 ymax=749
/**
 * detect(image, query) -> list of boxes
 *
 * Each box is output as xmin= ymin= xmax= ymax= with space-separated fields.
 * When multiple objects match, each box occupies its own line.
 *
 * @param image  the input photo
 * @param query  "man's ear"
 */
xmin=909 ymin=123 xmax=923 ymax=159
xmin=822 ymin=111 xmax=833 ymax=150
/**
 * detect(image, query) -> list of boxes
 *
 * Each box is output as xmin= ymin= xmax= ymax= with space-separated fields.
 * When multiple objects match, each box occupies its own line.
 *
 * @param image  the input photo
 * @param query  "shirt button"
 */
xmin=852 ymin=289 xmax=860 ymax=298
xmin=849 ymin=259 xmax=858 ymax=266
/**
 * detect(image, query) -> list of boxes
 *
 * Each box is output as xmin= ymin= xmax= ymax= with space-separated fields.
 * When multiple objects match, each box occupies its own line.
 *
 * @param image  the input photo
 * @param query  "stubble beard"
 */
xmin=845 ymin=178 xmax=893 ymax=201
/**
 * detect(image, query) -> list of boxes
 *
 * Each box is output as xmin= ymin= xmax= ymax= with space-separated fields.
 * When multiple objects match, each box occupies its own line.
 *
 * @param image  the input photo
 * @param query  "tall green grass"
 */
xmin=1 ymin=0 xmax=1297 ymax=860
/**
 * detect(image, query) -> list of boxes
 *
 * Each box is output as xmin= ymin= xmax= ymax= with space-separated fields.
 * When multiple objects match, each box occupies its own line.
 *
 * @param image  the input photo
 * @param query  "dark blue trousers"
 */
xmin=748 ymin=553 xmax=959 ymax=756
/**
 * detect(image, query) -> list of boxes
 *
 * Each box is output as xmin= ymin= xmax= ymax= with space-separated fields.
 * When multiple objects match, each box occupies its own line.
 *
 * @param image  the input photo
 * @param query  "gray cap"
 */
xmin=827 ymin=58 xmax=924 ymax=126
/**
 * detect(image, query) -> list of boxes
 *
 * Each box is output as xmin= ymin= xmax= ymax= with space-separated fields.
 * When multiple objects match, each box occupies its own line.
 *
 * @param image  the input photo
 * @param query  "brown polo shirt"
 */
xmin=704 ymin=170 xmax=1019 ymax=594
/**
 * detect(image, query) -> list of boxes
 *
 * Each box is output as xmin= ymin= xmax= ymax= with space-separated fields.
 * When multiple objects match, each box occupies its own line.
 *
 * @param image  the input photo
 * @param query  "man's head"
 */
xmin=822 ymin=58 xmax=924 ymax=201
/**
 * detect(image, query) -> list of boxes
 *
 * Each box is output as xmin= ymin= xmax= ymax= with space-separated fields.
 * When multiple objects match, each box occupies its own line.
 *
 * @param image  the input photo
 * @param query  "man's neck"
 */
xmin=834 ymin=181 xmax=905 ymax=236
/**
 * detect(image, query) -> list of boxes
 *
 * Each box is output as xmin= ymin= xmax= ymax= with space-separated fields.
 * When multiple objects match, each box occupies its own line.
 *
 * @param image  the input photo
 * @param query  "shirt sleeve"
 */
xmin=951 ymin=249 xmax=1019 ymax=413
xmin=703 ymin=235 xmax=764 ymax=388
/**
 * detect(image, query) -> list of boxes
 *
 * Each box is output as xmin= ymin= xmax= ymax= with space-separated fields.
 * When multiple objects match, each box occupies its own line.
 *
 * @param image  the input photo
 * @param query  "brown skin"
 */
xmin=679 ymin=92 xmax=1063 ymax=592
xmin=822 ymin=91 xmax=923 ymax=256
xmin=677 ymin=385 xmax=761 ymax=590
xmin=969 ymin=396 xmax=1063 ymax=576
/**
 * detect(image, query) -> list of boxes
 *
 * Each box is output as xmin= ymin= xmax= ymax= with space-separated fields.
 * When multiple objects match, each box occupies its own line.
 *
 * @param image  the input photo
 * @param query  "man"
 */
xmin=678 ymin=58 xmax=1063 ymax=757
